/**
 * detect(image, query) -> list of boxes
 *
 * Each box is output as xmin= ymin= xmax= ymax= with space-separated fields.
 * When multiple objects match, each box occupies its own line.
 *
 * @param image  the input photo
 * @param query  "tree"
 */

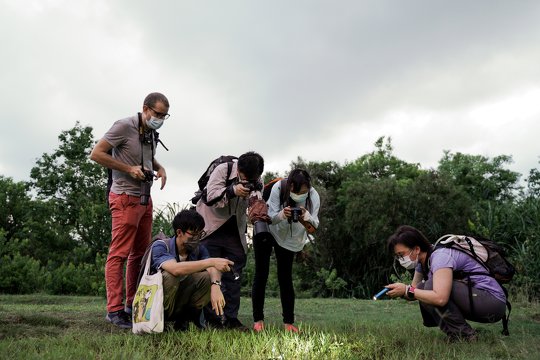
xmin=29 ymin=122 xmax=111 ymax=263
xmin=437 ymin=151 xmax=520 ymax=202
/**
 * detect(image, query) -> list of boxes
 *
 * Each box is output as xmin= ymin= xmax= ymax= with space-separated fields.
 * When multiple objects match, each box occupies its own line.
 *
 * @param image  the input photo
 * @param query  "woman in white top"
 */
xmin=251 ymin=169 xmax=320 ymax=333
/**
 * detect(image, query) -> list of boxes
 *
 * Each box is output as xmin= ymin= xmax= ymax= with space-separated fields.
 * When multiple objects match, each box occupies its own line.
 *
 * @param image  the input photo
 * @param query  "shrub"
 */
xmin=0 ymin=252 xmax=45 ymax=294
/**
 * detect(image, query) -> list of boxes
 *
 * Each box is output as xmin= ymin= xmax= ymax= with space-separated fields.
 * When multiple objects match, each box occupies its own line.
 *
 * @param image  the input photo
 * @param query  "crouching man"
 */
xmin=150 ymin=209 xmax=234 ymax=330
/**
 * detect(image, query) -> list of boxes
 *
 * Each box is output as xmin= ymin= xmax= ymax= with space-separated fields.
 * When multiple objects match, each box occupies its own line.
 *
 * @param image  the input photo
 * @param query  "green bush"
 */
xmin=45 ymin=253 xmax=106 ymax=296
xmin=0 ymin=252 xmax=45 ymax=294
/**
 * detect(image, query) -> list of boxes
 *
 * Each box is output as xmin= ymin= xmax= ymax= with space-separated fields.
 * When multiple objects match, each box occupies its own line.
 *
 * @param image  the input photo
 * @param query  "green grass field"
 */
xmin=1 ymin=294 xmax=539 ymax=359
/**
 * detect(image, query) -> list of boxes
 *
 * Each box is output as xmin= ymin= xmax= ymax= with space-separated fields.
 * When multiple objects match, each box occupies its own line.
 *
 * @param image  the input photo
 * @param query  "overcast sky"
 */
xmin=1 ymin=0 xmax=539 ymax=208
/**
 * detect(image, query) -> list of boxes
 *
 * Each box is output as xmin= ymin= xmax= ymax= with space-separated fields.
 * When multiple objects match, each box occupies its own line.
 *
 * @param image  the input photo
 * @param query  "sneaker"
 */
xmin=253 ymin=321 xmax=264 ymax=333
xmin=106 ymin=310 xmax=132 ymax=329
xmin=225 ymin=318 xmax=249 ymax=332
xmin=284 ymin=323 xmax=299 ymax=333
xmin=446 ymin=331 xmax=478 ymax=343
xmin=124 ymin=305 xmax=132 ymax=316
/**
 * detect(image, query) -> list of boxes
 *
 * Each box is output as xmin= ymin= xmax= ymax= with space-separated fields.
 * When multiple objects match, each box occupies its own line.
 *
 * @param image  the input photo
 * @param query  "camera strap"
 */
xmin=138 ymin=112 xmax=155 ymax=170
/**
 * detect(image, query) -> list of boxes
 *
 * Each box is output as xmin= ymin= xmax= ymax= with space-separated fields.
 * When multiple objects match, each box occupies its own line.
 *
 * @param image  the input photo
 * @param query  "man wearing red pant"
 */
xmin=90 ymin=92 xmax=169 ymax=329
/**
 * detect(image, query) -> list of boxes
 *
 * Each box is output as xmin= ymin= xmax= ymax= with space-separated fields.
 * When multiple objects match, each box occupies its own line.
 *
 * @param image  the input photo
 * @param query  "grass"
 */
xmin=1 ymin=294 xmax=540 ymax=359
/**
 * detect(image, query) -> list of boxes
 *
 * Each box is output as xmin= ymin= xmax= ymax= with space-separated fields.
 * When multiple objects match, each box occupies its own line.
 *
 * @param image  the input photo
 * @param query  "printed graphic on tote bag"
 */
xmin=133 ymin=285 xmax=158 ymax=323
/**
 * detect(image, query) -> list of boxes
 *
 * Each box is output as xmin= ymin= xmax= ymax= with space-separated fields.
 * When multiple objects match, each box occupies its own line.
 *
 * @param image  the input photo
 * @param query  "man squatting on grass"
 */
xmin=150 ymin=209 xmax=233 ymax=330
xmin=90 ymin=92 xmax=169 ymax=329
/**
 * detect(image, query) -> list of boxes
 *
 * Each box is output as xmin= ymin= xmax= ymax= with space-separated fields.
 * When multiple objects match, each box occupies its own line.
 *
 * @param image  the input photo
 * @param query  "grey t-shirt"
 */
xmin=103 ymin=115 xmax=155 ymax=196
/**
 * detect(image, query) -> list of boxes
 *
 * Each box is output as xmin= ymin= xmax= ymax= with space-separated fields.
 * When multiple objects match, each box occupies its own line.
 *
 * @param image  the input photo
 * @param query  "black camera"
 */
xmin=140 ymin=170 xmax=154 ymax=206
xmin=290 ymin=207 xmax=302 ymax=223
xmin=242 ymin=181 xmax=262 ymax=192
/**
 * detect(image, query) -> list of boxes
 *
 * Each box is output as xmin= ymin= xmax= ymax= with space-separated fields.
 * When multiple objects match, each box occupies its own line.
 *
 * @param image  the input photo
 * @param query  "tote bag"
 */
xmin=132 ymin=244 xmax=164 ymax=334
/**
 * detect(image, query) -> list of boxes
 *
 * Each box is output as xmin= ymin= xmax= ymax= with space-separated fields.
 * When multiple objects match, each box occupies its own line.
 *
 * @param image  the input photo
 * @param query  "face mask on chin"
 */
xmin=184 ymin=240 xmax=199 ymax=253
xmin=290 ymin=192 xmax=308 ymax=203
xmin=398 ymin=250 xmax=418 ymax=270
xmin=146 ymin=116 xmax=164 ymax=130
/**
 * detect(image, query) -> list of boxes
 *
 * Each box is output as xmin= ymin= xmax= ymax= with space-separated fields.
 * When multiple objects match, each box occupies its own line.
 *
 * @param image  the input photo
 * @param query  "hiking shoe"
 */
xmin=106 ymin=310 xmax=132 ymax=329
xmin=446 ymin=331 xmax=478 ymax=343
xmin=225 ymin=318 xmax=249 ymax=332
xmin=253 ymin=321 xmax=265 ymax=333
xmin=284 ymin=323 xmax=299 ymax=333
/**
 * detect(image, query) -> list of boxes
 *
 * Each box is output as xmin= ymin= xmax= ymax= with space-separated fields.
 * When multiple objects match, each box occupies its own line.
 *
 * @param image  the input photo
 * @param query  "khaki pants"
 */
xmin=162 ymin=270 xmax=211 ymax=321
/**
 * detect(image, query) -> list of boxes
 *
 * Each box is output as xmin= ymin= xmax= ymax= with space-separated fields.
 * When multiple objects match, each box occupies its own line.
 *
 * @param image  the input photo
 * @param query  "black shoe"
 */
xmin=106 ymin=310 xmax=132 ymax=329
xmin=225 ymin=318 xmax=249 ymax=332
xmin=205 ymin=317 xmax=225 ymax=329
xmin=173 ymin=319 xmax=189 ymax=331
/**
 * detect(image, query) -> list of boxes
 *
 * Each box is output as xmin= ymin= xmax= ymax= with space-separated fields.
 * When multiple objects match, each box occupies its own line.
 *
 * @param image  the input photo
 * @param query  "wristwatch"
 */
xmin=406 ymin=285 xmax=416 ymax=299
xmin=211 ymin=280 xmax=222 ymax=287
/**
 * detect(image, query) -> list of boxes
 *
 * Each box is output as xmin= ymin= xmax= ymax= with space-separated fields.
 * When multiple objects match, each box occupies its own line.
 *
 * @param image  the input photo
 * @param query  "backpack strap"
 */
xmin=203 ymin=162 xmax=235 ymax=206
xmin=135 ymin=239 xmax=169 ymax=290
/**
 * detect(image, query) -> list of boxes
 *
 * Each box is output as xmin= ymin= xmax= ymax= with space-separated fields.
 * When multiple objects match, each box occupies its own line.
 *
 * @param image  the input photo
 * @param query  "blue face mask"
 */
xmin=146 ymin=116 xmax=164 ymax=130
xmin=290 ymin=192 xmax=308 ymax=203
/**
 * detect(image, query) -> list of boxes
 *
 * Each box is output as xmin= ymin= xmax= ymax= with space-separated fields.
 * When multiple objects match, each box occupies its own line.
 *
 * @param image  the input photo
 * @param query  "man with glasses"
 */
xmin=150 ymin=209 xmax=234 ymax=330
xmin=196 ymin=151 xmax=265 ymax=330
xmin=90 ymin=92 xmax=170 ymax=329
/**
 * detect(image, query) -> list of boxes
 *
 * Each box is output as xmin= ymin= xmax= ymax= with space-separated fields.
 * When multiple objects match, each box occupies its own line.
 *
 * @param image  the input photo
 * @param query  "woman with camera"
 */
xmin=251 ymin=169 xmax=320 ymax=333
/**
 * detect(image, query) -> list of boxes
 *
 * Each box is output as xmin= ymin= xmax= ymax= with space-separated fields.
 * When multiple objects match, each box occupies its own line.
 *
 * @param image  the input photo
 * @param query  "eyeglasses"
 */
xmin=394 ymin=249 xmax=413 ymax=261
xmin=148 ymin=106 xmax=170 ymax=120
xmin=185 ymin=230 xmax=206 ymax=241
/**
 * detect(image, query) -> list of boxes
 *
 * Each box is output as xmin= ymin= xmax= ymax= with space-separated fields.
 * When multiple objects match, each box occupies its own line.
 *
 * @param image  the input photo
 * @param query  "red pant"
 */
xmin=106 ymin=193 xmax=153 ymax=313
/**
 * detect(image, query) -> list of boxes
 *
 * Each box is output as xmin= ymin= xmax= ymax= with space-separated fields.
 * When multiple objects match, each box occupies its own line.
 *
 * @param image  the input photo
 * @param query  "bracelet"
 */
xmin=211 ymin=280 xmax=222 ymax=287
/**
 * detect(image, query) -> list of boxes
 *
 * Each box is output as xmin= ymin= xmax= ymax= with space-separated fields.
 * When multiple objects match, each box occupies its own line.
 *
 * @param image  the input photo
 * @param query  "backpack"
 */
xmin=262 ymin=178 xmax=286 ymax=203
xmin=434 ymin=234 xmax=515 ymax=335
xmin=190 ymin=155 xmax=238 ymax=205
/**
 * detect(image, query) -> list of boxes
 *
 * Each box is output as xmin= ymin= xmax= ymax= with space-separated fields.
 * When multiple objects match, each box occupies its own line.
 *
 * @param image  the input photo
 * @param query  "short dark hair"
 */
xmin=237 ymin=151 xmax=264 ymax=180
xmin=287 ymin=169 xmax=311 ymax=193
xmin=172 ymin=209 xmax=205 ymax=233
xmin=144 ymin=92 xmax=169 ymax=108
xmin=387 ymin=225 xmax=432 ymax=254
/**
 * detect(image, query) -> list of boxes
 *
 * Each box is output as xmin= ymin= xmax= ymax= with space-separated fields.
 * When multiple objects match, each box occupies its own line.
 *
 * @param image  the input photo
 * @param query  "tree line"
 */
xmin=1 ymin=123 xmax=539 ymax=299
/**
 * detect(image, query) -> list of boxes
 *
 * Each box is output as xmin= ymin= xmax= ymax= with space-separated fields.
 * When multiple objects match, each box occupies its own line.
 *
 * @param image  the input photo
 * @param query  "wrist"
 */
xmin=405 ymin=285 xmax=416 ymax=300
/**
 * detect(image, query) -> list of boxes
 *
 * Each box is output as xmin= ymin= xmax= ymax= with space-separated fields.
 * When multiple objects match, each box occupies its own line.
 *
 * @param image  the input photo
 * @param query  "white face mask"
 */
xmin=398 ymin=250 xmax=418 ymax=270
xmin=290 ymin=192 xmax=308 ymax=203
xmin=146 ymin=116 xmax=164 ymax=130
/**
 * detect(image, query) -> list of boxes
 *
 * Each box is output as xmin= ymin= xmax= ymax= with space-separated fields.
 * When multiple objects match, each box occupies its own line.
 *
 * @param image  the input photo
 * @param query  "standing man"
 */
xmin=90 ymin=92 xmax=169 ymax=329
xmin=196 ymin=151 xmax=264 ymax=330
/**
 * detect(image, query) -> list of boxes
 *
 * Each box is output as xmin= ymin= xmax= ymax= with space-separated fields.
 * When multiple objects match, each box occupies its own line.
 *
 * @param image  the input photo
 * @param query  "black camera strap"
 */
xmin=138 ymin=112 xmax=155 ymax=170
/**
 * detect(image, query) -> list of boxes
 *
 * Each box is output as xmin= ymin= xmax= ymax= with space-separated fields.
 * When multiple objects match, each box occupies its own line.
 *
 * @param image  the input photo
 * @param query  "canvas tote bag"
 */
xmin=132 ymin=244 xmax=164 ymax=334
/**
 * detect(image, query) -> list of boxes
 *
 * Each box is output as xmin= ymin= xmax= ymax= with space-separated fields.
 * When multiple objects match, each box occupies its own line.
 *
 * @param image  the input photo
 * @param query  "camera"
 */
xmin=140 ymin=170 xmax=154 ymax=206
xmin=242 ymin=181 xmax=262 ymax=192
xmin=248 ymin=191 xmax=271 ymax=241
xmin=290 ymin=207 xmax=302 ymax=223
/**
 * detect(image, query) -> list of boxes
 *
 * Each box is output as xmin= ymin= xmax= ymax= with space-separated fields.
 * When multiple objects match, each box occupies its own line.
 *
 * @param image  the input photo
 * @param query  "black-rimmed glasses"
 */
xmin=148 ymin=106 xmax=170 ymax=120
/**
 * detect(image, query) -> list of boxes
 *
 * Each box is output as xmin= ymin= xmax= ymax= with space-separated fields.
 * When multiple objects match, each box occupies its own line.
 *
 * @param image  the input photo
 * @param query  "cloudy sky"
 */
xmin=1 ymin=0 xmax=539 ymax=208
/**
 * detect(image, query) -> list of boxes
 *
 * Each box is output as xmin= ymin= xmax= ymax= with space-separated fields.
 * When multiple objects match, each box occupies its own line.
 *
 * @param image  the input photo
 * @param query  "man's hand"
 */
xmin=234 ymin=183 xmax=251 ymax=198
xmin=128 ymin=165 xmax=145 ymax=180
xmin=212 ymin=258 xmax=234 ymax=272
xmin=155 ymin=167 xmax=167 ymax=189
xmin=210 ymin=286 xmax=226 ymax=316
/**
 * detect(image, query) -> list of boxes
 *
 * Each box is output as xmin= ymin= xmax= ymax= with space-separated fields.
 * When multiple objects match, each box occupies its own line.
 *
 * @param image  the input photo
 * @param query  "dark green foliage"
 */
xmin=29 ymin=122 xmax=111 ymax=263
xmin=0 ymin=231 xmax=45 ymax=294
xmin=1 ymin=124 xmax=539 ymax=301
xmin=45 ymin=253 xmax=106 ymax=296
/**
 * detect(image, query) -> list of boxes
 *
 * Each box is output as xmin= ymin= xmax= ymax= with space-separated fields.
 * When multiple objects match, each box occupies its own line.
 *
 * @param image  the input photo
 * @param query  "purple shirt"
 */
xmin=429 ymin=248 xmax=506 ymax=303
